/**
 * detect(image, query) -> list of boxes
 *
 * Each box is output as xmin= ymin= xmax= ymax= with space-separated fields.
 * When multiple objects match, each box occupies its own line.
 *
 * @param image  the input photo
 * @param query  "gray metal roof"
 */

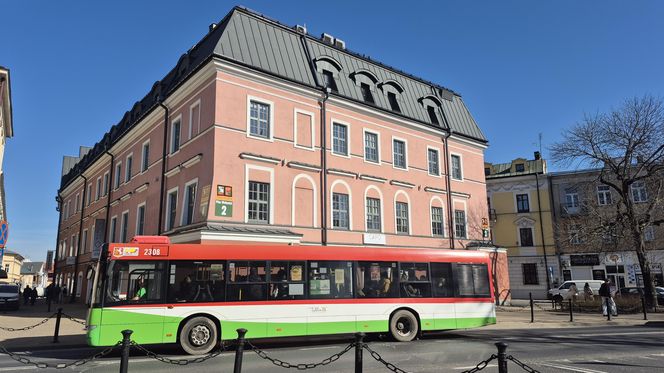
xmin=20 ymin=262 xmax=44 ymax=275
xmin=60 ymin=6 xmax=487 ymax=190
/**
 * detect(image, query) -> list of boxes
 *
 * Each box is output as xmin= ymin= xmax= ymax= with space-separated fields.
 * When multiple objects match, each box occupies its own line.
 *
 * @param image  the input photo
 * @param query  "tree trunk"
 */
xmin=632 ymin=227 xmax=657 ymax=307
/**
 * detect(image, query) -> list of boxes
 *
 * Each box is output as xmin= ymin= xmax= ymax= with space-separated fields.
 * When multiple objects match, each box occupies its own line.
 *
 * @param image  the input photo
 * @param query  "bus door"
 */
xmin=430 ymin=263 xmax=457 ymax=329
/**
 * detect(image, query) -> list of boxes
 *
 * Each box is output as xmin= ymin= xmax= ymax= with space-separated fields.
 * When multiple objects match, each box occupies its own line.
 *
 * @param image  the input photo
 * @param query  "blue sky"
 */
xmin=1 ymin=1 xmax=663 ymax=261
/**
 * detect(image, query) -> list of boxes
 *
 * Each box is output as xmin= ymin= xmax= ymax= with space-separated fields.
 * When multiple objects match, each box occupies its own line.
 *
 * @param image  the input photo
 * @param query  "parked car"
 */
xmin=0 ymin=283 xmax=20 ymax=310
xmin=617 ymin=286 xmax=664 ymax=305
xmin=549 ymin=280 xmax=603 ymax=302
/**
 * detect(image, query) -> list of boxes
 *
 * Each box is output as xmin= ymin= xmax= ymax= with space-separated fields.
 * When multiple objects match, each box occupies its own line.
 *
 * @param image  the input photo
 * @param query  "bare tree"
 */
xmin=551 ymin=96 xmax=664 ymax=306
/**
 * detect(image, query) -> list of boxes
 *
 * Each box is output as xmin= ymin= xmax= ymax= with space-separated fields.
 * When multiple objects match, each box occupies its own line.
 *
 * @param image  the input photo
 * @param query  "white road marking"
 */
xmin=552 ymin=330 xmax=664 ymax=338
xmin=0 ymin=367 xmax=37 ymax=372
xmin=539 ymin=362 xmax=608 ymax=373
xmin=299 ymin=346 xmax=338 ymax=351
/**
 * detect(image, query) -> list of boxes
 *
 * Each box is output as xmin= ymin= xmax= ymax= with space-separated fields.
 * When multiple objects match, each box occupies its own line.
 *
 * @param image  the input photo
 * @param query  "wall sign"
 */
xmin=570 ymin=254 xmax=600 ymax=266
xmin=215 ymin=200 xmax=233 ymax=217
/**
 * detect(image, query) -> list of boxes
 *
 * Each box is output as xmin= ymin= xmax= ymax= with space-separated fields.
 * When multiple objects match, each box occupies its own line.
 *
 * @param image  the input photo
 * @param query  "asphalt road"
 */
xmin=1 ymin=324 xmax=663 ymax=372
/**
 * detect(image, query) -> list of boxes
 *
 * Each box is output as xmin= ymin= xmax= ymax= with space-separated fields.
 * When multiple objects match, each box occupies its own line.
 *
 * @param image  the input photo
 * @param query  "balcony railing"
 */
xmin=559 ymin=202 xmax=588 ymax=217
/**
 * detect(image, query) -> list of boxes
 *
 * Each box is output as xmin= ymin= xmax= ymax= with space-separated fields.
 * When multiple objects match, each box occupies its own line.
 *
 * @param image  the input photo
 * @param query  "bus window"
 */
xmin=269 ymin=261 xmax=305 ymax=300
xmin=308 ymin=261 xmax=353 ymax=299
xmin=105 ymin=261 xmax=165 ymax=305
xmin=399 ymin=263 xmax=431 ymax=297
xmin=356 ymin=262 xmax=397 ymax=298
xmin=168 ymin=262 xmax=225 ymax=303
xmin=227 ymin=261 xmax=267 ymax=301
xmin=431 ymin=263 xmax=454 ymax=297
xmin=456 ymin=264 xmax=490 ymax=297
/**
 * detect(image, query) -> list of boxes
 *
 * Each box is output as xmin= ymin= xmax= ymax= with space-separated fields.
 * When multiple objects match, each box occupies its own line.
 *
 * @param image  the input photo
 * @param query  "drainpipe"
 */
xmin=535 ymin=172 xmax=551 ymax=291
xmin=443 ymin=133 xmax=455 ymax=249
xmin=319 ymin=90 xmax=330 ymax=245
xmin=70 ymin=175 xmax=88 ymax=303
xmin=52 ymin=194 xmax=63 ymax=286
xmin=102 ymin=151 xmax=115 ymax=242
xmin=157 ymin=101 xmax=170 ymax=235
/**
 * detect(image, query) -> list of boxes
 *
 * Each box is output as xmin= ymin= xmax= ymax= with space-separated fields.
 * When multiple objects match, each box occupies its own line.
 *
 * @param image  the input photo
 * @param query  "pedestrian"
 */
xmin=583 ymin=282 xmax=594 ymax=301
xmin=567 ymin=282 xmax=579 ymax=301
xmin=45 ymin=283 xmax=54 ymax=304
xmin=61 ymin=286 xmax=68 ymax=303
xmin=53 ymin=283 xmax=61 ymax=304
xmin=23 ymin=285 xmax=31 ymax=305
xmin=30 ymin=287 xmax=37 ymax=306
xmin=599 ymin=278 xmax=617 ymax=316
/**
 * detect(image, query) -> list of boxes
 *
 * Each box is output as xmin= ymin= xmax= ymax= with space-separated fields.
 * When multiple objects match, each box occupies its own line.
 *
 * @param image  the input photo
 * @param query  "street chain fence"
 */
xmin=0 ymin=342 xmax=120 ymax=369
xmin=247 ymin=340 xmax=354 ymax=370
xmin=0 ymin=313 xmax=56 ymax=331
xmin=131 ymin=341 xmax=226 ymax=365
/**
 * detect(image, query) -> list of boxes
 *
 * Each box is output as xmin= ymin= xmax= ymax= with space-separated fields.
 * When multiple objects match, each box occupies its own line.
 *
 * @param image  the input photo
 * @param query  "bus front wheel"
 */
xmin=180 ymin=317 xmax=218 ymax=355
xmin=389 ymin=310 xmax=419 ymax=342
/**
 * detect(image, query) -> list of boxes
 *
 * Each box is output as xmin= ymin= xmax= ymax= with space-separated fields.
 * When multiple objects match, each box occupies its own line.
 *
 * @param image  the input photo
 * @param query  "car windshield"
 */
xmin=656 ymin=287 xmax=664 ymax=294
xmin=0 ymin=285 xmax=18 ymax=293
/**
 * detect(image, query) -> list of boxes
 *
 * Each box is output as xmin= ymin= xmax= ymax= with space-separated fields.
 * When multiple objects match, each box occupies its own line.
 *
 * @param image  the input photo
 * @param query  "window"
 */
xmin=227 ymin=261 xmax=267 ymax=301
xmin=522 ymin=263 xmax=539 ymax=285
xmin=248 ymin=181 xmax=270 ymax=224
xmin=427 ymin=105 xmax=439 ymax=125
xmin=393 ymin=139 xmax=406 ymax=169
xmin=82 ymin=229 xmax=88 ymax=254
xmin=114 ymin=163 xmax=122 ymax=189
xmin=569 ymin=224 xmax=581 ymax=244
xmin=515 ymin=163 xmax=525 ymax=172
xmin=141 ymin=141 xmax=150 ymax=172
xmin=104 ymin=261 xmax=166 ymax=304
xmin=268 ymin=261 xmax=306 ymax=300
xmin=332 ymin=122 xmax=348 ymax=156
xmin=364 ymin=131 xmax=379 ymax=163
xmin=125 ymin=154 xmax=133 ymax=183
xmin=86 ymin=184 xmax=92 ymax=206
xmin=395 ymin=202 xmax=409 ymax=234
xmin=360 ymin=83 xmax=374 ymax=104
xmin=427 ymin=148 xmax=440 ymax=176
xmin=103 ymin=172 xmax=109 ymax=196
xmin=644 ymin=225 xmax=655 ymax=241
xmin=75 ymin=193 xmax=80 ymax=213
xmin=366 ymin=197 xmax=381 ymax=232
xmin=565 ymin=192 xmax=579 ymax=208
xmin=431 ymin=206 xmax=444 ymax=236
xmin=166 ymin=189 xmax=178 ymax=231
xmin=631 ymin=181 xmax=648 ymax=203
xmin=109 ymin=216 xmax=117 ymax=243
xmin=454 ymin=209 xmax=466 ymax=238
xmin=519 ymin=227 xmax=534 ymax=246
xmin=332 ymin=193 xmax=349 ymax=229
xmin=96 ymin=177 xmax=101 ymax=201
xmin=189 ymin=101 xmax=200 ymax=139
xmin=399 ymin=262 xmax=431 ymax=297
xmin=170 ymin=118 xmax=181 ymax=154
xmin=249 ymin=100 xmax=270 ymax=139
xmin=356 ymin=262 xmax=397 ymax=298
xmin=485 ymin=167 xmax=491 ymax=176
xmin=597 ymin=185 xmax=612 ymax=205
xmin=182 ymin=181 xmax=197 ymax=225
xmin=167 ymin=261 xmax=225 ymax=303
xmin=322 ymin=70 xmax=337 ymax=92
xmin=431 ymin=263 xmax=455 ymax=298
xmin=516 ymin=194 xmax=530 ymax=213
xmin=120 ymin=211 xmax=129 ymax=243
xmin=136 ymin=204 xmax=146 ymax=235
xmin=308 ymin=261 xmax=353 ymax=299
xmin=456 ymin=264 xmax=490 ymax=297
xmin=451 ymin=155 xmax=462 ymax=180
xmin=387 ymin=92 xmax=400 ymax=112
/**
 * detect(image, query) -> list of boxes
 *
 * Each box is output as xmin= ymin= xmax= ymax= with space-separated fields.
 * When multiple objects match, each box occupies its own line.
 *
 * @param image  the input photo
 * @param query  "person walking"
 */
xmin=583 ymin=282 xmax=594 ymax=301
xmin=53 ymin=283 xmax=61 ymax=304
xmin=30 ymin=287 xmax=37 ymax=306
xmin=61 ymin=285 xmax=68 ymax=304
xmin=23 ymin=285 xmax=31 ymax=305
xmin=599 ymin=278 xmax=617 ymax=316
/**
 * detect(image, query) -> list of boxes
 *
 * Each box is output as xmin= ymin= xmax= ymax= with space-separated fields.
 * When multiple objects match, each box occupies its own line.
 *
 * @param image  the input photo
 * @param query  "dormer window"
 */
xmin=360 ymin=83 xmax=374 ymax=104
xmin=427 ymin=106 xmax=439 ymax=125
xmin=515 ymin=163 xmax=525 ymax=172
xmin=387 ymin=92 xmax=400 ymax=113
xmin=485 ymin=167 xmax=491 ymax=176
xmin=322 ymin=70 xmax=338 ymax=92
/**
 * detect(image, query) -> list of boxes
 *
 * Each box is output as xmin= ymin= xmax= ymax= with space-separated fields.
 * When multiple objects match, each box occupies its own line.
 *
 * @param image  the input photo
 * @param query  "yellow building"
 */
xmin=1 ymin=250 xmax=24 ymax=284
xmin=485 ymin=153 xmax=556 ymax=299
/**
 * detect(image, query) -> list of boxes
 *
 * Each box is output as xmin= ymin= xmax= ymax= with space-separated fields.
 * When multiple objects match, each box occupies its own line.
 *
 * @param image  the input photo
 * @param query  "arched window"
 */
xmin=430 ymin=196 xmax=445 ymax=237
xmin=364 ymin=186 xmax=384 ymax=232
xmin=330 ymin=180 xmax=352 ymax=230
xmin=379 ymin=80 xmax=405 ymax=113
xmin=419 ymin=96 xmax=444 ymax=126
xmin=314 ymin=56 xmax=342 ymax=92
xmin=292 ymin=174 xmax=317 ymax=227
xmin=393 ymin=190 xmax=412 ymax=235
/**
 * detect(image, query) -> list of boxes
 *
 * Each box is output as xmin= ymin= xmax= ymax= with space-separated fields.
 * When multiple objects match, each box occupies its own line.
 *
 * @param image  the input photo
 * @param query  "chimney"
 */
xmin=334 ymin=38 xmax=346 ymax=49
xmin=321 ymin=33 xmax=335 ymax=45
xmin=534 ymin=151 xmax=541 ymax=160
xmin=295 ymin=24 xmax=307 ymax=34
xmin=209 ymin=23 xmax=217 ymax=32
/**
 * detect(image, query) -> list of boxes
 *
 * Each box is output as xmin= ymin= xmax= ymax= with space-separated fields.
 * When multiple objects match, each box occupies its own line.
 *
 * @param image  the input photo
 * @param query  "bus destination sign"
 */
xmin=112 ymin=246 xmax=169 ymax=258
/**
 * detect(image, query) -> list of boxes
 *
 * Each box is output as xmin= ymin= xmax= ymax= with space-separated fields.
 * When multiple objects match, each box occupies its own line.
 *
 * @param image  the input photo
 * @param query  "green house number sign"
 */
xmin=215 ymin=200 xmax=233 ymax=217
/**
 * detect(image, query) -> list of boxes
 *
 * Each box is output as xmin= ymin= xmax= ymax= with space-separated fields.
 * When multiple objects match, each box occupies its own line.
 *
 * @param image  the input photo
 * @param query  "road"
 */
xmin=1 ymin=324 xmax=663 ymax=372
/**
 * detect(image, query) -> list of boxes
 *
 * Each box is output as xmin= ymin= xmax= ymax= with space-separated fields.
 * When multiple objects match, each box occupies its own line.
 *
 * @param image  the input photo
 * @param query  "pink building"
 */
xmin=55 ymin=7 xmax=491 ymax=302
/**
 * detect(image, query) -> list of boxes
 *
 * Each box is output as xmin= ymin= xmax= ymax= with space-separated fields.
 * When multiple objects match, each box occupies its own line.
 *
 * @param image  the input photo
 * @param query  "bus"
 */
xmin=88 ymin=237 xmax=496 ymax=354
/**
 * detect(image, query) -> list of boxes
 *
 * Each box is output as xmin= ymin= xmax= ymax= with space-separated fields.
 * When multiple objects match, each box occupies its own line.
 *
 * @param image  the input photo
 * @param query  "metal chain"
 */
xmin=361 ymin=343 xmax=412 ymax=373
xmin=0 ymin=313 xmax=56 ymax=331
xmin=459 ymin=355 xmax=498 ymax=373
xmin=62 ymin=312 xmax=87 ymax=326
xmin=507 ymin=355 xmax=541 ymax=373
xmin=130 ymin=341 xmax=225 ymax=365
xmin=247 ymin=340 xmax=354 ymax=370
xmin=0 ymin=342 xmax=120 ymax=369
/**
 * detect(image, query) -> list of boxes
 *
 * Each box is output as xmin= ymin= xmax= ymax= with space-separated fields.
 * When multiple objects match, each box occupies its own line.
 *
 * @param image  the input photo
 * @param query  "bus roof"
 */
xmin=107 ymin=243 xmax=490 ymax=264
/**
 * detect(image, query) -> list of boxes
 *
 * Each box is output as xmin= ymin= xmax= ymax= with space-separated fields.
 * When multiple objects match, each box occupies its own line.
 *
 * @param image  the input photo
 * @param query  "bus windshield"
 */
xmin=103 ymin=261 xmax=165 ymax=305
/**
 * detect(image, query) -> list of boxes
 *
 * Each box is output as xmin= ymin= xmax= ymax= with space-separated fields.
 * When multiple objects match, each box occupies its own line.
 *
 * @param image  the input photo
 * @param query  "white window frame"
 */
xmin=293 ymin=108 xmax=315 ymax=151
xmin=597 ymin=185 xmax=612 ymax=206
xmin=331 ymin=119 xmax=351 ymax=158
xmin=291 ymin=174 xmax=318 ymax=227
xmin=631 ymin=181 xmax=648 ymax=203
xmin=86 ymin=184 xmax=92 ymax=206
xmin=90 ymin=224 xmax=95 ymax=251
xmin=430 ymin=196 xmax=446 ymax=237
xmin=644 ymin=225 xmax=655 ymax=242
xmin=391 ymin=136 xmax=408 ymax=170
xmin=329 ymin=179 xmax=353 ymax=230
xmin=114 ymin=162 xmax=122 ymax=189
xmin=136 ymin=202 xmax=146 ymax=236
xmin=427 ymin=146 xmax=441 ymax=176
xmin=517 ymin=226 xmax=535 ymax=247
xmin=393 ymin=190 xmax=412 ymax=235
xmin=453 ymin=199 xmax=468 ymax=239
xmin=120 ymin=210 xmax=129 ymax=243
xmin=95 ymin=177 xmax=101 ymax=201
xmin=141 ymin=140 xmax=150 ymax=173
xmin=75 ymin=193 xmax=80 ymax=213
xmin=125 ymin=153 xmax=133 ymax=183
xmin=181 ymin=178 xmax=199 ymax=226
xmin=450 ymin=153 xmax=464 ymax=181
xmin=188 ymin=99 xmax=201 ymax=140
xmin=109 ymin=215 xmax=118 ymax=242
xmin=515 ymin=192 xmax=530 ymax=213
xmin=362 ymin=129 xmax=381 ymax=164
xmin=82 ymin=229 xmax=88 ymax=254
xmin=364 ymin=185 xmax=384 ymax=233
xmin=246 ymin=96 xmax=274 ymax=142
xmin=565 ymin=192 xmax=580 ymax=209
xmin=165 ymin=186 xmax=179 ymax=231
xmin=244 ymin=164 xmax=275 ymax=224
xmin=170 ymin=114 xmax=182 ymax=154
xmin=103 ymin=172 xmax=110 ymax=196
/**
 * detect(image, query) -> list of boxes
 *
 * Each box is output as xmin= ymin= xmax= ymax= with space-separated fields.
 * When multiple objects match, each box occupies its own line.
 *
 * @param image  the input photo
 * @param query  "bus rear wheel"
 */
xmin=389 ymin=310 xmax=419 ymax=342
xmin=180 ymin=317 xmax=218 ymax=355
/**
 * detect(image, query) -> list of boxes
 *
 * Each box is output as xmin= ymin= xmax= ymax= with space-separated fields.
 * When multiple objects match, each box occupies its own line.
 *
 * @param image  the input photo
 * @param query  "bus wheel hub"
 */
xmin=191 ymin=325 xmax=210 ymax=345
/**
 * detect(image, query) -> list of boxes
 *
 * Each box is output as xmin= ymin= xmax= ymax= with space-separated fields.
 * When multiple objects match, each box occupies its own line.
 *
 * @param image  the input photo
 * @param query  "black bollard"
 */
xmin=52 ymin=308 xmax=63 ymax=343
xmin=641 ymin=295 xmax=648 ymax=320
xmin=234 ymin=328 xmax=247 ymax=373
xmin=355 ymin=332 xmax=365 ymax=373
xmin=569 ymin=299 xmax=573 ymax=322
xmin=119 ymin=330 xmax=132 ymax=373
xmin=529 ymin=292 xmax=534 ymax=323
xmin=495 ymin=342 xmax=508 ymax=373
xmin=606 ymin=298 xmax=611 ymax=321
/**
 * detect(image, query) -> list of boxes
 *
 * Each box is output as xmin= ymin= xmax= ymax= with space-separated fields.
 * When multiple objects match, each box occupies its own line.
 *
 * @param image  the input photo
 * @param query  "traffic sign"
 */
xmin=0 ymin=221 xmax=8 ymax=248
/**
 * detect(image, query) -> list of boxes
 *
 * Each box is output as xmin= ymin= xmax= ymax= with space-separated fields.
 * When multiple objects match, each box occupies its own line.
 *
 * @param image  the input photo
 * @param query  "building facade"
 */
xmin=485 ymin=154 xmax=556 ymax=299
xmin=20 ymin=261 xmax=47 ymax=289
xmin=1 ymin=250 xmax=23 ymax=284
xmin=0 ymin=66 xmax=13 ymax=224
xmin=54 ymin=7 xmax=492 ymax=302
